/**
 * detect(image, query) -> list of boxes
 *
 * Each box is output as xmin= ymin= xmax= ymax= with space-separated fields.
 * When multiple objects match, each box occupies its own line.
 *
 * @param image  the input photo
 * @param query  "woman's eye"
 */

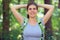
xmin=28 ymin=8 xmax=36 ymax=10
xmin=29 ymin=8 xmax=31 ymax=10
xmin=33 ymin=8 xmax=36 ymax=10
xmin=33 ymin=8 xmax=35 ymax=10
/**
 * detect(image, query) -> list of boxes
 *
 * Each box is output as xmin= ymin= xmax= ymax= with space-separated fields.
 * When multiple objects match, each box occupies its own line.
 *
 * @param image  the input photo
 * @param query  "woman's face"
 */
xmin=27 ymin=5 xmax=38 ymax=18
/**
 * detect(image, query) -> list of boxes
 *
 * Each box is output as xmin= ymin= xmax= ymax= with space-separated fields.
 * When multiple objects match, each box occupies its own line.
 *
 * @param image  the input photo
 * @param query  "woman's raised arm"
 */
xmin=38 ymin=4 xmax=54 ymax=25
xmin=10 ymin=4 xmax=27 ymax=25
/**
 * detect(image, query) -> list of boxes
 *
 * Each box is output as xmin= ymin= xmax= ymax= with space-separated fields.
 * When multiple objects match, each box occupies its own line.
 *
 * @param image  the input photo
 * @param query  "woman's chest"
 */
xmin=23 ymin=23 xmax=42 ymax=37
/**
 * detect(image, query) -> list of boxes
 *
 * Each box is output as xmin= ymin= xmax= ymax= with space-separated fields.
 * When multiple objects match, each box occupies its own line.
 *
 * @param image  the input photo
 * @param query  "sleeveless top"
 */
xmin=21 ymin=18 xmax=44 ymax=40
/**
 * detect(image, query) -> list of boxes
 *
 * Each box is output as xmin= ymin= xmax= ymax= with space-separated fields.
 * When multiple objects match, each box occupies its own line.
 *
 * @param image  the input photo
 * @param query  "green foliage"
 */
xmin=52 ymin=7 xmax=60 ymax=40
xmin=0 ymin=0 xmax=3 ymax=38
xmin=0 ymin=0 xmax=60 ymax=40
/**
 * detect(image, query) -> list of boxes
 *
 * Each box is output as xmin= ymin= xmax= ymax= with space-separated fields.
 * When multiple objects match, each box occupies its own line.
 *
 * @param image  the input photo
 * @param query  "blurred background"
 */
xmin=0 ymin=0 xmax=60 ymax=40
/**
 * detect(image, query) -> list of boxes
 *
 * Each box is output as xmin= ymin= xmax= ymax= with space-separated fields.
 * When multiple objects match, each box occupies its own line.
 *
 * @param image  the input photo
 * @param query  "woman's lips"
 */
xmin=30 ymin=12 xmax=35 ymax=15
xmin=30 ymin=13 xmax=34 ymax=15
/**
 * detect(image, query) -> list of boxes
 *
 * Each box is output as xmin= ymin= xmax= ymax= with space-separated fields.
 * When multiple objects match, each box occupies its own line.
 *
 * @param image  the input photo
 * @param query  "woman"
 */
xmin=10 ymin=2 xmax=54 ymax=40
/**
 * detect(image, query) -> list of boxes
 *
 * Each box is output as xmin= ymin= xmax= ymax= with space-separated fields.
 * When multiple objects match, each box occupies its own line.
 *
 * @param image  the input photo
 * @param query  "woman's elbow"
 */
xmin=51 ymin=5 xmax=54 ymax=10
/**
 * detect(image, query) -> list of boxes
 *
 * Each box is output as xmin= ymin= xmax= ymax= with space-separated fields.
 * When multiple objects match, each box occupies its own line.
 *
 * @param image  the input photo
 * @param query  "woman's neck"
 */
xmin=29 ymin=17 xmax=36 ymax=22
xmin=28 ymin=17 xmax=37 ymax=26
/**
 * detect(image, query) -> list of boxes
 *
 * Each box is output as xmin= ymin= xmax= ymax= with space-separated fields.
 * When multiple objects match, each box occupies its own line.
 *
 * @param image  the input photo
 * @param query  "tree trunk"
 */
xmin=44 ymin=0 xmax=53 ymax=40
xmin=58 ymin=0 xmax=60 ymax=8
xmin=17 ymin=0 xmax=21 ymax=12
xmin=28 ymin=0 xmax=34 ymax=3
xmin=2 ymin=0 xmax=10 ymax=40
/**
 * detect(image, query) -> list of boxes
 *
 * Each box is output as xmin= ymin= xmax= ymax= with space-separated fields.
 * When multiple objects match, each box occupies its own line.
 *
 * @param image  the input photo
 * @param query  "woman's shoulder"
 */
xmin=24 ymin=17 xmax=28 ymax=22
xmin=21 ymin=17 xmax=28 ymax=26
xmin=37 ymin=17 xmax=45 ymax=26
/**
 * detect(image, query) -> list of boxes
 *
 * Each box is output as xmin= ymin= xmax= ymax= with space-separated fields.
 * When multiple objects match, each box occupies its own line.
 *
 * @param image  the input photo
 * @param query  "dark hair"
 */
xmin=27 ymin=2 xmax=38 ymax=10
xmin=27 ymin=2 xmax=38 ymax=18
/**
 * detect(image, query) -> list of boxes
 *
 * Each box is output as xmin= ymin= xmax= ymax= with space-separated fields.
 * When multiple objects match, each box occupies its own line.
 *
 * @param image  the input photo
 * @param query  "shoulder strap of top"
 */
xmin=37 ymin=17 xmax=45 ymax=33
xmin=37 ymin=17 xmax=45 ymax=40
xmin=22 ymin=18 xmax=28 ymax=29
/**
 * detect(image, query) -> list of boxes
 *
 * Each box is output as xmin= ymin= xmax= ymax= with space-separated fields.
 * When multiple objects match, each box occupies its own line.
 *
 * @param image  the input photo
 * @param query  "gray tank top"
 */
xmin=21 ymin=18 xmax=44 ymax=40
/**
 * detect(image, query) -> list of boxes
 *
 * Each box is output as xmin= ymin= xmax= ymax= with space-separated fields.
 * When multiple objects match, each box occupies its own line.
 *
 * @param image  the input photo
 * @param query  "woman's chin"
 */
xmin=30 ymin=15 xmax=35 ymax=18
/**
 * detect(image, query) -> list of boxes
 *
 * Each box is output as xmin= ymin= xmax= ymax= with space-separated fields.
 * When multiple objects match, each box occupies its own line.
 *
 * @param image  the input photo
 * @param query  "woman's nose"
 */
xmin=31 ymin=9 xmax=34 ymax=12
xmin=31 ymin=8 xmax=35 ymax=11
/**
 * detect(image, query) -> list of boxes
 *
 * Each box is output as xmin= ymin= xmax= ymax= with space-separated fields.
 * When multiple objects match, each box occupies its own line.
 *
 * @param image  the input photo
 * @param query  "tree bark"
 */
xmin=2 ymin=0 xmax=10 ymax=40
xmin=28 ymin=0 xmax=34 ymax=3
xmin=18 ymin=0 xmax=21 ymax=12
xmin=44 ymin=0 xmax=53 ymax=40
xmin=58 ymin=0 xmax=60 ymax=8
